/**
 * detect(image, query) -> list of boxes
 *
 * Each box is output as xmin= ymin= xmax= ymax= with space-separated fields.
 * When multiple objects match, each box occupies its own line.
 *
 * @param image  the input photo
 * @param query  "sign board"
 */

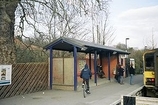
xmin=130 ymin=58 xmax=135 ymax=68
xmin=0 ymin=65 xmax=12 ymax=86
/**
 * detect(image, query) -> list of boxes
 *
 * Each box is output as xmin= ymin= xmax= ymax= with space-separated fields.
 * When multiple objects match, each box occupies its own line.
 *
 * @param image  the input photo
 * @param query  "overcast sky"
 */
xmin=109 ymin=0 xmax=158 ymax=49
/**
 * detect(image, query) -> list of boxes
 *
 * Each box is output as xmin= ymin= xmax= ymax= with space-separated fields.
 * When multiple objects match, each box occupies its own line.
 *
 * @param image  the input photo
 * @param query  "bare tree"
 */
xmin=96 ymin=12 xmax=115 ymax=45
xmin=87 ymin=0 xmax=114 ymax=45
xmin=146 ymin=28 xmax=157 ymax=49
xmin=0 ymin=0 xmax=111 ymax=64
xmin=150 ymin=28 xmax=157 ymax=49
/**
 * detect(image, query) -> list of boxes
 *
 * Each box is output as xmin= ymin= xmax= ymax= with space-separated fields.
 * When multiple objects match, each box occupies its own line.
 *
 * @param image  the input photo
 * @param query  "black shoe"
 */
xmin=86 ymin=90 xmax=91 ymax=94
xmin=82 ymin=84 xmax=84 ymax=88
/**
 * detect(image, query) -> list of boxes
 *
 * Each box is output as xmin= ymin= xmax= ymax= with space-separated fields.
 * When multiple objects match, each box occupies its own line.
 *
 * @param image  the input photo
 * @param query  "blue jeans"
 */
xmin=120 ymin=76 xmax=123 ymax=84
xmin=130 ymin=74 xmax=133 ymax=84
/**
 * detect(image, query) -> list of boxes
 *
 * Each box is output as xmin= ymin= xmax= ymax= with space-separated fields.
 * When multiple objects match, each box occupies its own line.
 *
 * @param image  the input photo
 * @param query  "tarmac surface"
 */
xmin=0 ymin=74 xmax=143 ymax=105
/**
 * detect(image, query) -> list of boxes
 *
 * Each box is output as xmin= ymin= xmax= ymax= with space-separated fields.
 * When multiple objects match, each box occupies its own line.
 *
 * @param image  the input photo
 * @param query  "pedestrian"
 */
xmin=97 ymin=64 xmax=105 ymax=78
xmin=97 ymin=64 xmax=101 ymax=77
xmin=115 ymin=64 xmax=120 ymax=83
xmin=129 ymin=63 xmax=135 ymax=85
xmin=118 ymin=65 xmax=125 ymax=85
xmin=80 ymin=64 xmax=92 ymax=94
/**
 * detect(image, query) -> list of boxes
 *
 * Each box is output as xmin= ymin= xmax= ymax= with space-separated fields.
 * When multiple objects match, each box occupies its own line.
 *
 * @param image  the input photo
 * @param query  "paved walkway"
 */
xmin=0 ymin=75 xmax=143 ymax=105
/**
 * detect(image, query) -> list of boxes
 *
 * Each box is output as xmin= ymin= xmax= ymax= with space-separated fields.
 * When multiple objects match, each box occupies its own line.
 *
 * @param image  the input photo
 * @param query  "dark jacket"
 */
xmin=80 ymin=64 xmax=92 ymax=79
xmin=129 ymin=66 xmax=135 ymax=75
xmin=118 ymin=67 xmax=124 ymax=76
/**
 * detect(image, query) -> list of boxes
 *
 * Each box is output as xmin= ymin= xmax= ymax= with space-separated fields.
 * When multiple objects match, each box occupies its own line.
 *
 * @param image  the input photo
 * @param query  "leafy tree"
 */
xmin=115 ymin=43 xmax=126 ymax=51
xmin=128 ymin=48 xmax=144 ymax=74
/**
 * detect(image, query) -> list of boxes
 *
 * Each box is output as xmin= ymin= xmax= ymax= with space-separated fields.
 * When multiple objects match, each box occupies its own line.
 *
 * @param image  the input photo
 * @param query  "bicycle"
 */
xmin=82 ymin=82 xmax=87 ymax=98
xmin=82 ymin=81 xmax=91 ymax=98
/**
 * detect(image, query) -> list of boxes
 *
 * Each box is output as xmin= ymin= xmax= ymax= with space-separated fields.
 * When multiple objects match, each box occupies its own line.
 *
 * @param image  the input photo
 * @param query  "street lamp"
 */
xmin=144 ymin=46 xmax=147 ymax=50
xmin=125 ymin=38 xmax=129 ymax=77
xmin=125 ymin=38 xmax=129 ymax=52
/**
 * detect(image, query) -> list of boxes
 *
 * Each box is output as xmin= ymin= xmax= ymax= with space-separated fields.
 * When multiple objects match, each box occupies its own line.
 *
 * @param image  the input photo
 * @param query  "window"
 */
xmin=145 ymin=54 xmax=154 ymax=71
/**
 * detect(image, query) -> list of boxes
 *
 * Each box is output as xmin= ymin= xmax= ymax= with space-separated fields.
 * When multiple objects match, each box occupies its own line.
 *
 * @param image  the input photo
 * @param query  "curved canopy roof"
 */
xmin=43 ymin=37 xmax=130 ymax=55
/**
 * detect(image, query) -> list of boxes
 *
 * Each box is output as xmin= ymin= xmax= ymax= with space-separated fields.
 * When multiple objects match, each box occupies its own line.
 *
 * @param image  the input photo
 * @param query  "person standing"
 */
xmin=129 ymin=63 xmax=135 ymax=85
xmin=118 ymin=65 xmax=125 ymax=85
xmin=115 ymin=64 xmax=120 ymax=83
xmin=80 ymin=64 xmax=92 ymax=94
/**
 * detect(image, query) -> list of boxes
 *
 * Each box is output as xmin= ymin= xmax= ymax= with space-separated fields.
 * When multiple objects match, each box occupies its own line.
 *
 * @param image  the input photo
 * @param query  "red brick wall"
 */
xmin=77 ymin=59 xmax=95 ymax=82
xmin=102 ymin=55 xmax=117 ymax=78
xmin=77 ymin=56 xmax=118 ymax=80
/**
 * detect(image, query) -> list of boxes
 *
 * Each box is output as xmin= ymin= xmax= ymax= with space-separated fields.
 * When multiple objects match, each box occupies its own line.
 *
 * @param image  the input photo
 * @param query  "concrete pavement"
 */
xmin=0 ymin=74 xmax=143 ymax=105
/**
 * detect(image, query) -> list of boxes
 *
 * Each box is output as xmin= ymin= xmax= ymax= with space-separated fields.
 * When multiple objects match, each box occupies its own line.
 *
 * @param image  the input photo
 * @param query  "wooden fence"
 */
xmin=0 ymin=63 xmax=48 ymax=99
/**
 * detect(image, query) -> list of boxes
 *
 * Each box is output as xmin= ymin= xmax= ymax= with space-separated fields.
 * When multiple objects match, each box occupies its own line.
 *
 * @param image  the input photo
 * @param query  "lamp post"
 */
xmin=144 ymin=46 xmax=147 ymax=50
xmin=125 ymin=38 xmax=129 ymax=52
xmin=125 ymin=38 xmax=129 ymax=77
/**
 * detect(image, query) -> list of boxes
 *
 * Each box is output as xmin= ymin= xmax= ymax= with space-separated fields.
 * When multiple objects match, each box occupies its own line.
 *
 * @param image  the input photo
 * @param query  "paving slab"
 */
xmin=0 ymin=75 xmax=143 ymax=105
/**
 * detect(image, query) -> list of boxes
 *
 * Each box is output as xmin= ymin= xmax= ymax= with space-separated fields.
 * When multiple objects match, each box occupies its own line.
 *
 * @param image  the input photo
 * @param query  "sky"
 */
xmin=109 ymin=0 xmax=158 ymax=49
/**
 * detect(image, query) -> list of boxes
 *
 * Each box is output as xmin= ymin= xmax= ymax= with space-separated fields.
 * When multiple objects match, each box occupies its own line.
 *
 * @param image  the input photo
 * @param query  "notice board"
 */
xmin=0 ymin=65 xmax=12 ymax=86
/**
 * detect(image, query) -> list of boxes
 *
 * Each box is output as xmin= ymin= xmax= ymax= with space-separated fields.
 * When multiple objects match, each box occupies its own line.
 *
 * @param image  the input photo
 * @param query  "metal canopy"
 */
xmin=44 ymin=37 xmax=130 ymax=55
